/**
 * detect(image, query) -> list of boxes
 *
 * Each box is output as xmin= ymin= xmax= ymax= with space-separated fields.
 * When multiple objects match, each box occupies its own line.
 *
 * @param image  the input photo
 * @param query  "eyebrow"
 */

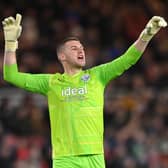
xmin=70 ymin=45 xmax=84 ymax=49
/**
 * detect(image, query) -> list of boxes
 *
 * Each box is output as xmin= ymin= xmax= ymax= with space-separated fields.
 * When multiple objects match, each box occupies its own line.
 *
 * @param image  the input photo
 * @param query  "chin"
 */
xmin=81 ymin=63 xmax=86 ymax=68
xmin=76 ymin=63 xmax=85 ymax=69
xmin=77 ymin=62 xmax=86 ymax=68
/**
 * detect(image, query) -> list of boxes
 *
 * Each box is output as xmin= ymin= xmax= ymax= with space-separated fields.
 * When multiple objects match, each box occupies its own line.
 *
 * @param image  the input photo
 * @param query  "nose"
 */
xmin=78 ymin=48 xmax=84 ymax=54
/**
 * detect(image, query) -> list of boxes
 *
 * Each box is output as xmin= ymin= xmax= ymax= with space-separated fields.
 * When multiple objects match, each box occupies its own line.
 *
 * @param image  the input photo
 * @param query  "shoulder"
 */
xmin=83 ymin=65 xmax=103 ymax=80
xmin=48 ymin=73 xmax=64 ymax=85
xmin=85 ymin=63 xmax=107 ymax=74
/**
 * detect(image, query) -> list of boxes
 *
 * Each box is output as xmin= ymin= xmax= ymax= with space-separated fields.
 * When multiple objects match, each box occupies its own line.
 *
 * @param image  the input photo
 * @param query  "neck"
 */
xmin=63 ymin=65 xmax=82 ymax=76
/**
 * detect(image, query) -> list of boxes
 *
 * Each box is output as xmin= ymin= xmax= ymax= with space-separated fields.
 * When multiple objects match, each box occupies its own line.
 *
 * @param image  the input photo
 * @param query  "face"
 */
xmin=60 ymin=40 xmax=86 ymax=68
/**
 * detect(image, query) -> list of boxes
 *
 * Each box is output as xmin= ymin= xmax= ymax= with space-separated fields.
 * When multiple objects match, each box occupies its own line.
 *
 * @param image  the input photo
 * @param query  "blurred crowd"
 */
xmin=0 ymin=0 xmax=168 ymax=168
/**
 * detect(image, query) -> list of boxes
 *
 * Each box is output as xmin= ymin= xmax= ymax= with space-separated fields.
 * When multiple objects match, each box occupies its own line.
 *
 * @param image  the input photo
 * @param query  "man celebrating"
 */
xmin=2 ymin=14 xmax=167 ymax=168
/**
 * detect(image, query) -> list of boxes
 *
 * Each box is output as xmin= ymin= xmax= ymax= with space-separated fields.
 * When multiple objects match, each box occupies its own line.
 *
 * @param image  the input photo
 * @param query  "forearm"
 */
xmin=3 ymin=48 xmax=30 ymax=89
xmin=4 ymin=51 xmax=17 ymax=65
xmin=134 ymin=16 xmax=167 ymax=52
xmin=3 ymin=42 xmax=18 ymax=82
xmin=133 ymin=37 xmax=150 ymax=53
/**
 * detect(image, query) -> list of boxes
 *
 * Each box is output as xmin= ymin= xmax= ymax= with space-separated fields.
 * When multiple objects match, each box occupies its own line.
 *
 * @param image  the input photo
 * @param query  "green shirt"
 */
xmin=3 ymin=45 xmax=142 ymax=158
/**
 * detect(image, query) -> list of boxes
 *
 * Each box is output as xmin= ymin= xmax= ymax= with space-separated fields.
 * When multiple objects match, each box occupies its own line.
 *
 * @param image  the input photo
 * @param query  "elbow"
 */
xmin=3 ymin=74 xmax=10 ymax=83
xmin=3 ymin=71 xmax=13 ymax=83
xmin=3 ymin=71 xmax=8 ymax=81
xmin=3 ymin=64 xmax=18 ymax=84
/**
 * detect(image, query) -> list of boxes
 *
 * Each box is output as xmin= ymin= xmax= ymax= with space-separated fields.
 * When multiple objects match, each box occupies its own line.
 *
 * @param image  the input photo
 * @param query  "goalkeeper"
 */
xmin=2 ymin=14 xmax=167 ymax=168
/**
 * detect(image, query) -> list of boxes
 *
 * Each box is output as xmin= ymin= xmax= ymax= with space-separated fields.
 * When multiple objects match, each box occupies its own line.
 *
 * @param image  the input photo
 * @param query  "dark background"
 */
xmin=0 ymin=0 xmax=168 ymax=167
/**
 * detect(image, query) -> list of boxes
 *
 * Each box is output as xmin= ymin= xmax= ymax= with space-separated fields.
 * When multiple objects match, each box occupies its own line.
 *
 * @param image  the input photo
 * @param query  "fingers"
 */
xmin=152 ymin=16 xmax=163 ymax=22
xmin=7 ymin=17 xmax=15 ymax=25
xmin=2 ymin=17 xmax=15 ymax=27
xmin=15 ymin=13 xmax=22 ymax=26
xmin=151 ymin=16 xmax=167 ymax=27
xmin=2 ymin=13 xmax=22 ymax=27
xmin=158 ymin=18 xmax=167 ymax=27
xmin=2 ymin=21 xmax=6 ymax=27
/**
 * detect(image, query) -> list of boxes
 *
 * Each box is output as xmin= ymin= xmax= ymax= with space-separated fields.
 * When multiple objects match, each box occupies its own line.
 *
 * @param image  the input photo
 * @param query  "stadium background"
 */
xmin=0 ymin=0 xmax=168 ymax=167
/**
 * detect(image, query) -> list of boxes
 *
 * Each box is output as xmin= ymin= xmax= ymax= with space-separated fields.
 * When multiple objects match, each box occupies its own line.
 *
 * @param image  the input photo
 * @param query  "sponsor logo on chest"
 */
xmin=62 ymin=86 xmax=87 ymax=96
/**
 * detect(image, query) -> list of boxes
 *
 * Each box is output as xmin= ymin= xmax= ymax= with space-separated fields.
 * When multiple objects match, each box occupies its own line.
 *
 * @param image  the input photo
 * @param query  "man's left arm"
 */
xmin=93 ymin=16 xmax=167 ymax=85
xmin=134 ymin=16 xmax=167 ymax=52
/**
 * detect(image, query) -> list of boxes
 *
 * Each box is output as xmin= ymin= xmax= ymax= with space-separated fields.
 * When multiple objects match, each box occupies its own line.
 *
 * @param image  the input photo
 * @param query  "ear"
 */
xmin=58 ymin=53 xmax=66 ymax=62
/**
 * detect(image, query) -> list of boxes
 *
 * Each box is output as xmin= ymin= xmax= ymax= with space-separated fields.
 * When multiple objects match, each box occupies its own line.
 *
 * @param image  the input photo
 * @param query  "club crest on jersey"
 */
xmin=81 ymin=74 xmax=90 ymax=82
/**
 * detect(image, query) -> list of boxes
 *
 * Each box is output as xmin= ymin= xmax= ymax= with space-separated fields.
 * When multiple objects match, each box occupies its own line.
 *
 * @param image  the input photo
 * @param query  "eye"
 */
xmin=71 ymin=47 xmax=77 ymax=50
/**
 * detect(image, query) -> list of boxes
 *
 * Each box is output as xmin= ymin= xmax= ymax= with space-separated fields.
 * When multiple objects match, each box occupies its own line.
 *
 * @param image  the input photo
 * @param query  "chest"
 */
xmin=48 ymin=73 xmax=104 ymax=104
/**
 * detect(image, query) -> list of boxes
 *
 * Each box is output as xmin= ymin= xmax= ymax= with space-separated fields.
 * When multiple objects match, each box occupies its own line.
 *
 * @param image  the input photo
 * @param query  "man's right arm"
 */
xmin=3 ymin=14 xmax=50 ymax=96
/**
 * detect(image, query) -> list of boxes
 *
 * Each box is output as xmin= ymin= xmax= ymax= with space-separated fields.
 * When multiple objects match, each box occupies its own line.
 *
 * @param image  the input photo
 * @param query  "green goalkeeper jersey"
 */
xmin=3 ymin=45 xmax=142 ymax=159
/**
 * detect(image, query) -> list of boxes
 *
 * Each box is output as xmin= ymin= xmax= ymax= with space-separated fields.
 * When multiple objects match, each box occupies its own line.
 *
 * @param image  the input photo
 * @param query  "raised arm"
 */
xmin=92 ymin=16 xmax=167 ymax=85
xmin=2 ymin=14 xmax=21 ymax=65
xmin=134 ymin=16 xmax=167 ymax=52
xmin=2 ymin=14 xmax=50 ymax=95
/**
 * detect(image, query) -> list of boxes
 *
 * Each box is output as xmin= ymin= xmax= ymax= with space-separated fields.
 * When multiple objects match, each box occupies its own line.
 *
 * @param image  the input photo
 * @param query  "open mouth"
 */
xmin=78 ymin=55 xmax=84 ymax=60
